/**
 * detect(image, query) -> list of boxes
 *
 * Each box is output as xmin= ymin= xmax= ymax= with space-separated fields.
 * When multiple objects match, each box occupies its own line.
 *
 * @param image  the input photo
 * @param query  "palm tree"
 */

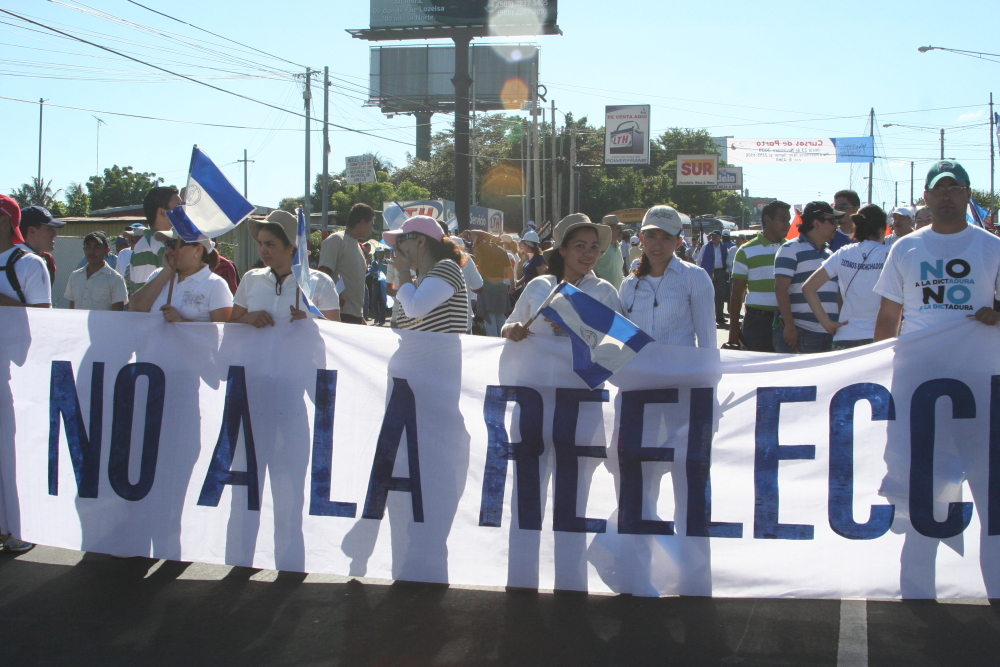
xmin=10 ymin=177 xmax=62 ymax=208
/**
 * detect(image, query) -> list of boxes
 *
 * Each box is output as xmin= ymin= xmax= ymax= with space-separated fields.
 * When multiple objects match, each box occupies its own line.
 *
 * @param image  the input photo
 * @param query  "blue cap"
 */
xmin=20 ymin=205 xmax=65 ymax=228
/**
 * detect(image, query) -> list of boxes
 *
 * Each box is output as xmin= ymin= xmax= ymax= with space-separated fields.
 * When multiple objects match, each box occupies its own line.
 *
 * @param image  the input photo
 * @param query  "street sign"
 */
xmin=345 ymin=154 xmax=376 ymax=185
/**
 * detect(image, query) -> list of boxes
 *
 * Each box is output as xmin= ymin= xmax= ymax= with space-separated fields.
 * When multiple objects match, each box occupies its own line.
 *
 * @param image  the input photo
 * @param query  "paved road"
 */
xmin=3 ymin=546 xmax=998 ymax=666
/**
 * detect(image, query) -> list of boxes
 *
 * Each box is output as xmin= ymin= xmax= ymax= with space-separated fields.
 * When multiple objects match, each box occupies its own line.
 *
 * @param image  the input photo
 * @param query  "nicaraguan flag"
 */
xmin=445 ymin=215 xmax=458 ymax=233
xmin=292 ymin=208 xmax=326 ymax=319
xmin=968 ymin=197 xmax=989 ymax=228
xmin=383 ymin=200 xmax=409 ymax=230
xmin=167 ymin=146 xmax=255 ymax=242
xmin=537 ymin=282 xmax=654 ymax=389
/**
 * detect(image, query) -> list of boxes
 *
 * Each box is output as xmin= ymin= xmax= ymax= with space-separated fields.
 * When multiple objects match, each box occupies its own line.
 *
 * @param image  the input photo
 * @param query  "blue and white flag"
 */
xmin=444 ymin=215 xmax=458 ymax=233
xmin=536 ymin=282 xmax=654 ymax=389
xmin=383 ymin=200 xmax=409 ymax=230
xmin=968 ymin=197 xmax=989 ymax=228
xmin=166 ymin=146 xmax=255 ymax=242
xmin=292 ymin=208 xmax=326 ymax=319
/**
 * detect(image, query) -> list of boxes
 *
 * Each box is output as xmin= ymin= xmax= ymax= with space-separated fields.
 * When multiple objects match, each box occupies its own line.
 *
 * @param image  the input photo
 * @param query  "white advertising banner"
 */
xmin=345 ymin=154 xmax=377 ymax=185
xmin=605 ymin=105 xmax=650 ymax=165
xmin=727 ymin=138 xmax=875 ymax=164
xmin=3 ymin=310 xmax=999 ymax=600
xmin=707 ymin=167 xmax=743 ymax=191
xmin=676 ymin=154 xmax=719 ymax=186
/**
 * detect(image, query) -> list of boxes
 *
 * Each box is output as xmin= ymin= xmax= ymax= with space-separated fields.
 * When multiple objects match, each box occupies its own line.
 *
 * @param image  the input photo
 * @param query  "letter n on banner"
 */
xmin=197 ymin=366 xmax=260 ymax=511
xmin=48 ymin=361 xmax=104 ymax=498
xmin=362 ymin=378 xmax=423 ymax=522
xmin=479 ymin=386 xmax=544 ymax=530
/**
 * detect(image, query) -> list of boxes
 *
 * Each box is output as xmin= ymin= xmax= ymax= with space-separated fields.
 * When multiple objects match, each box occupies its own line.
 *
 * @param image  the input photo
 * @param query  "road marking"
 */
xmin=837 ymin=599 xmax=868 ymax=667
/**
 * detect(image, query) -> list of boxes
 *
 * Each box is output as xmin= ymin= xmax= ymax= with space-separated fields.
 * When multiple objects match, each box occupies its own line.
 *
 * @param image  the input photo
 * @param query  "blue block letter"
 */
xmin=617 ymin=389 xmax=677 ymax=535
xmin=48 ymin=361 xmax=104 ymax=498
xmin=828 ymin=383 xmax=895 ymax=539
xmin=479 ymin=385 xmax=544 ymax=529
xmin=197 ymin=366 xmax=260 ymax=510
xmin=687 ymin=387 xmax=743 ymax=538
xmin=754 ymin=386 xmax=817 ymax=540
xmin=362 ymin=378 xmax=423 ymax=522
xmin=910 ymin=379 xmax=974 ymax=539
xmin=309 ymin=370 xmax=357 ymax=518
xmin=553 ymin=388 xmax=608 ymax=533
xmin=108 ymin=363 xmax=165 ymax=501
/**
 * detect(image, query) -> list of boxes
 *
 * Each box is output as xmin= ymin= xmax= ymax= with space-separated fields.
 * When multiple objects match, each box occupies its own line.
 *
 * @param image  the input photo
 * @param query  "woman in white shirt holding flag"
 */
xmin=231 ymin=210 xmax=340 ymax=327
xmin=503 ymin=213 xmax=622 ymax=341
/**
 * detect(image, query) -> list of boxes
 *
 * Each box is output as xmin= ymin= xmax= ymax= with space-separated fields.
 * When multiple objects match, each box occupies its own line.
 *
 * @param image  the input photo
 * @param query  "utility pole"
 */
xmin=93 ymin=116 xmax=106 ymax=176
xmin=304 ymin=67 xmax=312 ymax=220
xmin=37 ymin=98 xmax=45 ymax=183
xmin=524 ymin=119 xmax=532 ymax=226
xmin=990 ymin=93 xmax=996 ymax=225
xmin=452 ymin=34 xmax=472 ymax=231
xmin=531 ymin=62 xmax=542 ymax=229
xmin=471 ymin=71 xmax=477 ymax=207
xmin=551 ymin=99 xmax=558 ymax=224
xmin=867 ymin=108 xmax=874 ymax=205
xmin=322 ymin=66 xmax=331 ymax=232
xmin=521 ymin=127 xmax=528 ymax=229
xmin=940 ymin=128 xmax=945 ymax=160
xmin=910 ymin=162 xmax=914 ymax=206
xmin=894 ymin=181 xmax=898 ymax=207
xmin=238 ymin=149 xmax=254 ymax=198
xmin=569 ymin=127 xmax=578 ymax=213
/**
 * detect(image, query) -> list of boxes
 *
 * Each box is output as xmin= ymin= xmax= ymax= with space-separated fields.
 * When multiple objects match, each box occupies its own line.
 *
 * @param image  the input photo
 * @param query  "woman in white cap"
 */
xmin=382 ymin=215 xmax=469 ymax=334
xmin=129 ymin=228 xmax=233 ymax=323
xmin=516 ymin=230 xmax=547 ymax=287
xmin=230 ymin=210 xmax=340 ymax=327
xmin=619 ymin=206 xmax=716 ymax=347
xmin=503 ymin=213 xmax=621 ymax=341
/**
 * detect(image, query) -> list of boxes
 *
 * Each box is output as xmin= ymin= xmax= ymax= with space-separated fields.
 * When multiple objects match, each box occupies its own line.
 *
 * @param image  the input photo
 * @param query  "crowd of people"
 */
xmin=2 ymin=160 xmax=999 ymax=552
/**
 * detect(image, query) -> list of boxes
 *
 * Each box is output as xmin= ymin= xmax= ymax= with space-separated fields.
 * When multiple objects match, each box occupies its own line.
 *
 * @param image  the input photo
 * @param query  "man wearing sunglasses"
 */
xmin=874 ymin=160 xmax=1000 ymax=340
xmin=830 ymin=189 xmax=861 ymax=251
xmin=772 ymin=201 xmax=843 ymax=353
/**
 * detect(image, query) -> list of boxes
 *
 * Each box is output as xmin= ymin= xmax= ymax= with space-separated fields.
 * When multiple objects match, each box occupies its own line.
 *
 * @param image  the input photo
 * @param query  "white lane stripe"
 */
xmin=837 ymin=599 xmax=868 ymax=667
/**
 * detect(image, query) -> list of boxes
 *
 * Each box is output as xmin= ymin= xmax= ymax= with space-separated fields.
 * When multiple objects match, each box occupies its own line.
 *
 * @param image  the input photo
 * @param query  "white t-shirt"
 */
xmin=821 ymin=240 xmax=889 ymax=341
xmin=65 ymin=263 xmax=128 ymax=311
xmin=234 ymin=267 xmax=339 ymax=319
xmin=0 ymin=246 xmax=51 ymax=305
xmin=148 ymin=265 xmax=234 ymax=322
xmin=874 ymin=224 xmax=1000 ymax=335
xmin=506 ymin=273 xmax=622 ymax=336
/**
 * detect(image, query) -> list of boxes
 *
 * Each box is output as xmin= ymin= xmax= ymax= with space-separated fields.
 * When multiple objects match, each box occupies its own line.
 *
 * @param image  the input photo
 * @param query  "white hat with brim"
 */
xmin=154 ymin=228 xmax=215 ymax=253
xmin=543 ymin=213 xmax=611 ymax=264
xmin=248 ymin=210 xmax=298 ymax=246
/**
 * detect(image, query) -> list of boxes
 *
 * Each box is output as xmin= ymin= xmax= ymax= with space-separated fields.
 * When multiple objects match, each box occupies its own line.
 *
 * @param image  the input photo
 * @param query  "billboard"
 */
xmin=469 ymin=205 xmax=504 ymax=233
xmin=345 ymin=154 xmax=376 ymax=185
xmin=604 ymin=105 xmax=650 ymax=165
xmin=727 ymin=137 xmax=874 ymax=164
xmin=707 ymin=166 xmax=743 ymax=191
xmin=368 ymin=44 xmax=538 ymax=113
xmin=370 ymin=0 xmax=558 ymax=31
xmin=676 ymin=154 xmax=718 ymax=186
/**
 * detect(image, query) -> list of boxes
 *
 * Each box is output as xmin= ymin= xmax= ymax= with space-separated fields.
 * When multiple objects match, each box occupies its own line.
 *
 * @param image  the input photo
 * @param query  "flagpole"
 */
xmin=522 ymin=280 xmax=566 ymax=330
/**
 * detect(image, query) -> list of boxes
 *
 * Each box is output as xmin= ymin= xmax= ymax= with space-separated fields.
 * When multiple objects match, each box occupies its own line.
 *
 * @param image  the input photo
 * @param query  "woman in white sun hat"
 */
xmin=503 ymin=213 xmax=622 ymax=341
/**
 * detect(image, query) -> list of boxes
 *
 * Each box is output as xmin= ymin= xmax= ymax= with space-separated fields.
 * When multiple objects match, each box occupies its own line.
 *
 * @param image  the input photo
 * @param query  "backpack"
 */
xmin=0 ymin=248 xmax=26 ymax=304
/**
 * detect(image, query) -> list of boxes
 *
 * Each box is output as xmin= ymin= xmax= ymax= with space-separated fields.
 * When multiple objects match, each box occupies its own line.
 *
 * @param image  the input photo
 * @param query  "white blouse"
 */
xmin=234 ymin=267 xmax=339 ymax=319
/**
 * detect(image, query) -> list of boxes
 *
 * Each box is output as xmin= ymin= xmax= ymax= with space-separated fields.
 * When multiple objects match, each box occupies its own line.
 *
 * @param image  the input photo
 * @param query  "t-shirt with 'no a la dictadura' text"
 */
xmin=874 ymin=224 xmax=1000 ymax=335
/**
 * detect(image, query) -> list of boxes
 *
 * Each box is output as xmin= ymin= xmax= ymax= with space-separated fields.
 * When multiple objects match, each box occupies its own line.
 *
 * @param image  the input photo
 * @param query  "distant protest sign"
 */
xmin=345 ymin=154 xmax=376 ymax=184
xmin=4 ymin=310 xmax=1000 ymax=599
xmin=728 ymin=137 xmax=874 ymax=164
xmin=605 ymin=105 xmax=650 ymax=165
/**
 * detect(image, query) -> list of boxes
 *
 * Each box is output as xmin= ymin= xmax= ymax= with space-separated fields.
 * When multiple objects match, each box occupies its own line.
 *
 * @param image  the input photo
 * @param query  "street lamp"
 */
xmin=918 ymin=45 xmax=1000 ymax=62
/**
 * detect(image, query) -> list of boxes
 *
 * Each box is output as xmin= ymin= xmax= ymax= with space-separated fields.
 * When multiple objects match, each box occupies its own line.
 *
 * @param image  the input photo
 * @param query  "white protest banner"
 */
xmin=676 ymin=154 xmax=718 ymax=186
xmin=345 ymin=154 xmax=376 ymax=184
xmin=728 ymin=138 xmax=874 ymax=164
xmin=3 ymin=310 xmax=1000 ymax=600
xmin=605 ymin=105 xmax=650 ymax=165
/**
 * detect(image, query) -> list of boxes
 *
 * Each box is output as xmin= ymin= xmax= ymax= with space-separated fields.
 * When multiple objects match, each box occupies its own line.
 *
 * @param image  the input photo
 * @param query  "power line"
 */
xmin=0 ymin=8 xmax=416 ymax=147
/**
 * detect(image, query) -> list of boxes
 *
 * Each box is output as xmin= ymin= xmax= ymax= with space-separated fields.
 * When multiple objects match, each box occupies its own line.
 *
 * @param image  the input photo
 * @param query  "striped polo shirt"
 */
xmin=730 ymin=232 xmax=780 ymax=311
xmin=393 ymin=259 xmax=469 ymax=334
xmin=773 ymin=235 xmax=839 ymax=333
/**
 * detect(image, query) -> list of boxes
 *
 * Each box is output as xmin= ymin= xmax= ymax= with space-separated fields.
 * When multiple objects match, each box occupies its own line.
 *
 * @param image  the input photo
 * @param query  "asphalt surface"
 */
xmin=2 ymin=545 xmax=998 ymax=667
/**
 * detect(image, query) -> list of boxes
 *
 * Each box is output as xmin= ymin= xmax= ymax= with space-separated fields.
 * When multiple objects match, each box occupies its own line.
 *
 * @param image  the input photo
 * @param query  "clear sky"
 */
xmin=2 ymin=0 xmax=997 ymax=214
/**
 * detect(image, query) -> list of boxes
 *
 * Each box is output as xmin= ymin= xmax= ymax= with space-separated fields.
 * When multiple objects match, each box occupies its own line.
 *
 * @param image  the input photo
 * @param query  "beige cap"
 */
xmin=601 ymin=214 xmax=622 ymax=226
xmin=248 ymin=210 xmax=297 ymax=246
xmin=640 ymin=205 xmax=688 ymax=237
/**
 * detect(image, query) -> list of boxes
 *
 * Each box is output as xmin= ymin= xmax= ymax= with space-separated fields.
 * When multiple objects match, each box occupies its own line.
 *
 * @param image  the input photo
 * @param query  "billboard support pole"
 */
xmin=551 ymin=99 xmax=558 ymax=224
xmin=304 ymin=67 xmax=312 ymax=220
xmin=569 ymin=127 xmax=577 ymax=213
xmin=867 ymin=108 xmax=874 ymax=205
xmin=521 ymin=126 xmax=528 ymax=230
xmin=471 ymin=67 xmax=477 ymax=207
xmin=452 ymin=33 xmax=472 ymax=232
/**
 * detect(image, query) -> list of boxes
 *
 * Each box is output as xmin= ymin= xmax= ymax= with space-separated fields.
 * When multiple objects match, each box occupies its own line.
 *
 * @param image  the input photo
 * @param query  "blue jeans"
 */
xmin=482 ymin=312 xmax=504 ymax=337
xmin=741 ymin=307 xmax=776 ymax=352
xmin=772 ymin=324 xmax=833 ymax=354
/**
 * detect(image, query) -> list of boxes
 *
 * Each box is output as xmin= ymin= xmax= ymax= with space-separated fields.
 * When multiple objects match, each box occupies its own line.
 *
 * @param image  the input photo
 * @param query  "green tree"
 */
xmin=64 ymin=183 xmax=90 ymax=217
xmin=10 ymin=177 xmax=62 ymax=208
xmin=86 ymin=165 xmax=165 ymax=210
